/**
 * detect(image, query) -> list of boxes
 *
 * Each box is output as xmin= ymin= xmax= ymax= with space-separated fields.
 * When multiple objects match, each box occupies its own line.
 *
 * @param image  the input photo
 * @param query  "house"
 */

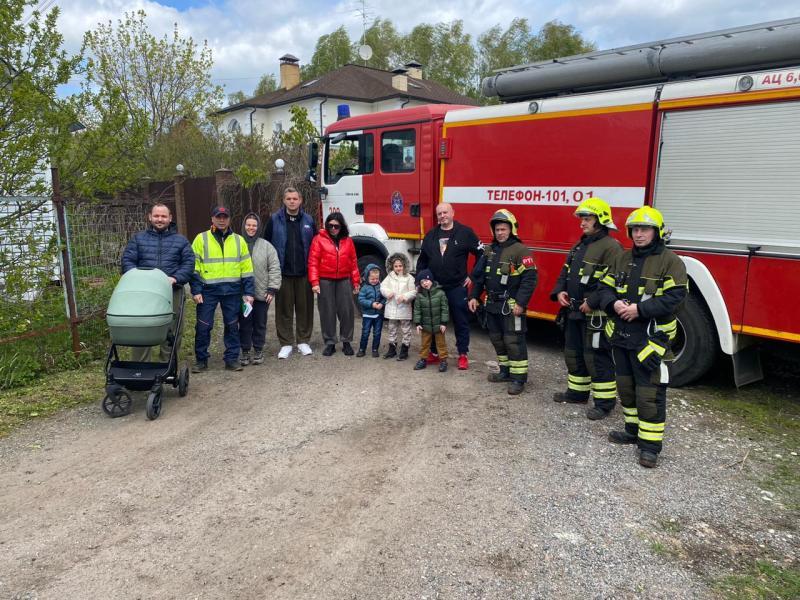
xmin=217 ymin=55 xmax=479 ymax=137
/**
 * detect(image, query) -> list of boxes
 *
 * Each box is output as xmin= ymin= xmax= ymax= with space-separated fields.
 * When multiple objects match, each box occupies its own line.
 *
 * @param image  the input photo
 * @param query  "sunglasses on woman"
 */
xmin=327 ymin=223 xmax=341 ymax=230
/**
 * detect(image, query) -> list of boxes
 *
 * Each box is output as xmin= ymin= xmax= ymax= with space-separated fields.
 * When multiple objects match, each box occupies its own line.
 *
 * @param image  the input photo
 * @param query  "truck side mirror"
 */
xmin=306 ymin=142 xmax=319 ymax=182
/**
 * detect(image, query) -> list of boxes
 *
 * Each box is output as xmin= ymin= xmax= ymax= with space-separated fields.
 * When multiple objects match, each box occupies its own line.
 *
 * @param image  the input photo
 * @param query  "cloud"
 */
xmin=50 ymin=0 xmax=800 ymax=96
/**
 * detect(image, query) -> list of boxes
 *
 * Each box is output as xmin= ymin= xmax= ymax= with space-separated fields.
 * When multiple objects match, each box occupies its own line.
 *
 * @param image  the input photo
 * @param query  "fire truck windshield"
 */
xmin=324 ymin=133 xmax=374 ymax=184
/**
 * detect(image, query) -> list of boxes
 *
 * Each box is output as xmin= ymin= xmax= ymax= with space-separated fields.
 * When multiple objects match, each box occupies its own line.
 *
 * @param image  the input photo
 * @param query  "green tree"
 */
xmin=360 ymin=18 xmax=401 ymax=71
xmin=0 ymin=0 xmax=79 ymax=199
xmin=477 ymin=18 xmax=533 ymax=79
xmin=301 ymin=26 xmax=353 ymax=80
xmin=401 ymin=21 xmax=476 ymax=96
xmin=227 ymin=90 xmax=247 ymax=106
xmin=253 ymin=73 xmax=277 ymax=96
xmin=82 ymin=10 xmax=224 ymax=145
xmin=529 ymin=20 xmax=596 ymax=61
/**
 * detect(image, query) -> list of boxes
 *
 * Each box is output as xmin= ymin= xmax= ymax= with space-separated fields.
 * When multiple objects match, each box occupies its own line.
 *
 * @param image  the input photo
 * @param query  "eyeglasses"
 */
xmin=327 ymin=223 xmax=341 ymax=230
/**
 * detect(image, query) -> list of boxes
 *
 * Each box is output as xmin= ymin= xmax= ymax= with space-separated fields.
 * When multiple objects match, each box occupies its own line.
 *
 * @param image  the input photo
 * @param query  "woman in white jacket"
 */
xmin=380 ymin=253 xmax=416 ymax=360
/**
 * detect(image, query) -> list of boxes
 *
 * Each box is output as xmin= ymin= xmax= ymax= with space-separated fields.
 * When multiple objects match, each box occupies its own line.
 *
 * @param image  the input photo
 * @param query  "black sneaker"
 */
xmin=239 ymin=350 xmax=251 ymax=367
xmin=371 ymin=349 xmax=380 ymax=358
xmin=322 ymin=344 xmax=336 ymax=356
xmin=608 ymin=430 xmax=638 ymax=444
xmin=414 ymin=359 xmax=427 ymax=370
xmin=252 ymin=350 xmax=264 ymax=365
xmin=192 ymin=361 xmax=208 ymax=373
xmin=552 ymin=391 xmax=588 ymax=404
xmin=438 ymin=359 xmax=448 ymax=373
xmin=639 ymin=450 xmax=658 ymax=468
xmin=225 ymin=361 xmax=243 ymax=372
xmin=356 ymin=348 xmax=366 ymax=357
xmin=342 ymin=342 xmax=354 ymax=356
xmin=587 ymin=407 xmax=610 ymax=420
xmin=507 ymin=381 xmax=525 ymax=395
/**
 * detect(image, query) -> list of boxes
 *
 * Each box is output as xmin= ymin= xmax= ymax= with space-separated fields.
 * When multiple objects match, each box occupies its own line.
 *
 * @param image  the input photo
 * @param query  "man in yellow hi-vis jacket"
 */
xmin=191 ymin=206 xmax=255 ymax=372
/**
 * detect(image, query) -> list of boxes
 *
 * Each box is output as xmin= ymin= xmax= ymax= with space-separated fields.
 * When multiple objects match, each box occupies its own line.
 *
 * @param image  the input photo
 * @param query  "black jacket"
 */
xmin=416 ymin=220 xmax=482 ymax=290
xmin=121 ymin=223 xmax=195 ymax=285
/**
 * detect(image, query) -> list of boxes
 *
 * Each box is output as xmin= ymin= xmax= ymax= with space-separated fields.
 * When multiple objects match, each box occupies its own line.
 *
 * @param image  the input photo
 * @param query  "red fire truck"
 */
xmin=308 ymin=19 xmax=800 ymax=386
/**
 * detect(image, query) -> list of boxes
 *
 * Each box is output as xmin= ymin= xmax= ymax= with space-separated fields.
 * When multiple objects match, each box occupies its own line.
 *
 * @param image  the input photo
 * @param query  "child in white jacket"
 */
xmin=380 ymin=253 xmax=416 ymax=360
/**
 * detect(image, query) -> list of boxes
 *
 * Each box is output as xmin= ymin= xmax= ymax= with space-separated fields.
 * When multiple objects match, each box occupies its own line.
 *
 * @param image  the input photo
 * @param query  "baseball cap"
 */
xmin=211 ymin=206 xmax=230 ymax=217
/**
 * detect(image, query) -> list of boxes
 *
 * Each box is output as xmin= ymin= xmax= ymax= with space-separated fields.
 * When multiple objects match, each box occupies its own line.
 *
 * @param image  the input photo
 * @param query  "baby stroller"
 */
xmin=102 ymin=268 xmax=190 ymax=420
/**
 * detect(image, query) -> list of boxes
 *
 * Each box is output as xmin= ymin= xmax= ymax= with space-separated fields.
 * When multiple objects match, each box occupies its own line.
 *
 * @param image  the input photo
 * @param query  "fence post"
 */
xmin=174 ymin=172 xmax=188 ymax=236
xmin=51 ymin=167 xmax=81 ymax=356
xmin=215 ymin=168 xmax=234 ymax=204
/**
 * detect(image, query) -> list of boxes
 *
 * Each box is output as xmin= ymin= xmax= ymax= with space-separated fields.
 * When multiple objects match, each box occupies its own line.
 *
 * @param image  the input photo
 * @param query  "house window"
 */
xmin=381 ymin=129 xmax=415 ymax=173
xmin=273 ymin=120 xmax=283 ymax=133
xmin=227 ymin=118 xmax=241 ymax=133
xmin=324 ymin=133 xmax=374 ymax=184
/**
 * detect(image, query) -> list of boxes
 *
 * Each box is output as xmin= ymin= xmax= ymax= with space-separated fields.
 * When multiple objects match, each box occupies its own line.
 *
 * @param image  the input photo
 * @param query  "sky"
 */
xmin=31 ymin=0 xmax=800 ymax=97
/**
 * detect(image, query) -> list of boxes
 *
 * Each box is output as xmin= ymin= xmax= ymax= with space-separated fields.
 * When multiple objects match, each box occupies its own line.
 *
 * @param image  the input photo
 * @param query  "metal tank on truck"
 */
xmin=307 ymin=18 xmax=800 ymax=387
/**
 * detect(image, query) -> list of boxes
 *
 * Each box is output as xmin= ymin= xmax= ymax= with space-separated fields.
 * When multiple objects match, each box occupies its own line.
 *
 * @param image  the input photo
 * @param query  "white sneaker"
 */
xmin=297 ymin=343 xmax=313 ymax=356
xmin=278 ymin=345 xmax=292 ymax=359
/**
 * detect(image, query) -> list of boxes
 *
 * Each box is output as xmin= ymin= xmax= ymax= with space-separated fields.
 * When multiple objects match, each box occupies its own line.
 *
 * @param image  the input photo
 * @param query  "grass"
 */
xmin=716 ymin=561 xmax=800 ymax=599
xmin=0 ymin=298 xmax=216 ymax=438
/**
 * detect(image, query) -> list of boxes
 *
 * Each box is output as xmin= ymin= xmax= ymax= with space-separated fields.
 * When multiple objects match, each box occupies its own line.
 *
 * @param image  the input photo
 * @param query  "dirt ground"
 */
xmin=0 ymin=316 xmax=797 ymax=599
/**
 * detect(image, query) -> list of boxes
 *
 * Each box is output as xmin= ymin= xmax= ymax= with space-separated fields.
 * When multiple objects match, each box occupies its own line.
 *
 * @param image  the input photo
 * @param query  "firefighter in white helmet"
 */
xmin=468 ymin=209 xmax=538 ymax=395
xmin=551 ymin=197 xmax=623 ymax=420
xmin=597 ymin=206 xmax=688 ymax=468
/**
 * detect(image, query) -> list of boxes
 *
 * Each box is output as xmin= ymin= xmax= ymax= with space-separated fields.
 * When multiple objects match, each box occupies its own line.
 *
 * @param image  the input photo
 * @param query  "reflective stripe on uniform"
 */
xmin=509 ymin=359 xmax=527 ymax=375
xmin=637 ymin=419 xmax=665 ymax=442
xmin=592 ymin=380 xmax=617 ymax=399
xmin=568 ymin=373 xmax=591 ymax=392
xmin=497 ymin=354 xmax=509 ymax=367
xmin=622 ymin=405 xmax=639 ymax=424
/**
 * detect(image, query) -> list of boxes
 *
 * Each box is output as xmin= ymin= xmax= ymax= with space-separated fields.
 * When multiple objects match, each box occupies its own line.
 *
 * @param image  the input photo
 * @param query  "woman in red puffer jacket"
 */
xmin=308 ymin=212 xmax=361 ymax=356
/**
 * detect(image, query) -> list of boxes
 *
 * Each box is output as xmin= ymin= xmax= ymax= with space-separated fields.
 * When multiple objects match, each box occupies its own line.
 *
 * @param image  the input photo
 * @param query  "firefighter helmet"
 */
xmin=490 ymin=209 xmax=518 ymax=237
xmin=625 ymin=206 xmax=665 ymax=239
xmin=574 ymin=197 xmax=617 ymax=230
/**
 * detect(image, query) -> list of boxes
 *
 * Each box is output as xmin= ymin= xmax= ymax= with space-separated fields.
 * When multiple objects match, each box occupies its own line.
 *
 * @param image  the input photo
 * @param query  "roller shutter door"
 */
xmin=653 ymin=100 xmax=800 ymax=251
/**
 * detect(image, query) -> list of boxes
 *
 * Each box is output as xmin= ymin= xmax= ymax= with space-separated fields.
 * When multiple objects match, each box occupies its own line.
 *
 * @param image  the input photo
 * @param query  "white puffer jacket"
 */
xmin=380 ymin=271 xmax=416 ymax=320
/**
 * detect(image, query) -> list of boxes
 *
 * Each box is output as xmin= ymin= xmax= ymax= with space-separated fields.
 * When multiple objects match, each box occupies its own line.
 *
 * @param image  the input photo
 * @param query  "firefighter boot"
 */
xmin=586 ymin=406 xmax=611 ymax=420
xmin=552 ymin=391 xmax=588 ymax=404
xmin=608 ymin=430 xmax=638 ymax=444
xmin=639 ymin=450 xmax=658 ymax=468
xmin=507 ymin=380 xmax=525 ymax=395
xmin=383 ymin=344 xmax=397 ymax=359
xmin=487 ymin=366 xmax=511 ymax=383
xmin=397 ymin=344 xmax=409 ymax=361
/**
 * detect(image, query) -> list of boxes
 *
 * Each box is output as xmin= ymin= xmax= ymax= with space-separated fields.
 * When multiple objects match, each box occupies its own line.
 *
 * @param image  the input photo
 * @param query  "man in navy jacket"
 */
xmin=121 ymin=202 xmax=195 ymax=362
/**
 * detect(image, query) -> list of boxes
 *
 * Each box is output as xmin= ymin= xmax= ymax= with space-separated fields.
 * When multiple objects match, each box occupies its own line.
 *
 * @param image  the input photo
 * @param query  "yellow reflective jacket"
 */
xmin=190 ymin=228 xmax=255 ymax=296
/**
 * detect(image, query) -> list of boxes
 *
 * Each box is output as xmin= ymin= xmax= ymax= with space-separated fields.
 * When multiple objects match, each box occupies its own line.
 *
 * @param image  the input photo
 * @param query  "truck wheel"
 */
xmin=669 ymin=295 xmax=717 ymax=387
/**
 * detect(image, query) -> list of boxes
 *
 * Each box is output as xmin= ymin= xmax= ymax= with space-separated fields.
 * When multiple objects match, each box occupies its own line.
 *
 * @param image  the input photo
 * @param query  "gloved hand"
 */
xmin=637 ymin=331 xmax=669 ymax=371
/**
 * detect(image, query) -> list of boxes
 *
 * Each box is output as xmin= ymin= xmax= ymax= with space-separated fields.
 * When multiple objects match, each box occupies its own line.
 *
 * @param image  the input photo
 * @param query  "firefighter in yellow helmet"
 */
xmin=468 ymin=209 xmax=538 ymax=395
xmin=597 ymin=206 xmax=688 ymax=468
xmin=550 ymin=197 xmax=623 ymax=420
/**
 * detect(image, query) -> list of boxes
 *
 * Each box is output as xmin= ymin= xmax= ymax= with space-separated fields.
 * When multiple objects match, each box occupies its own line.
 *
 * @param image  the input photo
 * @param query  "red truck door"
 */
xmin=364 ymin=125 xmax=423 ymax=239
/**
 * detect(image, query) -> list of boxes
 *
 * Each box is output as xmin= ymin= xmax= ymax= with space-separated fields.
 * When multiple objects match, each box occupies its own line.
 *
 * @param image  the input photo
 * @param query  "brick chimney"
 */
xmin=279 ymin=54 xmax=300 ymax=90
xmin=391 ymin=67 xmax=408 ymax=92
xmin=405 ymin=61 xmax=423 ymax=79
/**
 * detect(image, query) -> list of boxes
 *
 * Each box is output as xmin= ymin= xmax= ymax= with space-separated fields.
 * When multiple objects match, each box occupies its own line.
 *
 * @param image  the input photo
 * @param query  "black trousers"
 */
xmin=613 ymin=346 xmax=668 ymax=454
xmin=563 ymin=317 xmax=617 ymax=411
xmin=486 ymin=310 xmax=528 ymax=383
xmin=239 ymin=299 xmax=269 ymax=352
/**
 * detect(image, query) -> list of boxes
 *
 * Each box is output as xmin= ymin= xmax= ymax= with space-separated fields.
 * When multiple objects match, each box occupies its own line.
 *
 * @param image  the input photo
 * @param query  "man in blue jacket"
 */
xmin=121 ymin=203 xmax=195 ymax=362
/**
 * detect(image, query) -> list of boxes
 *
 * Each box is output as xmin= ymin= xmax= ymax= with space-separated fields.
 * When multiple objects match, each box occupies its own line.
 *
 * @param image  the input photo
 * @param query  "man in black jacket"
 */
xmin=121 ymin=203 xmax=194 ymax=362
xmin=416 ymin=203 xmax=482 ymax=370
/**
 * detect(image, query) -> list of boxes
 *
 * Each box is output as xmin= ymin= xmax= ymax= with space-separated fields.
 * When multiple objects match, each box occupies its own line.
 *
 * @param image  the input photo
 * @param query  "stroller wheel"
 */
xmin=178 ymin=366 xmax=189 ymax=397
xmin=102 ymin=390 xmax=132 ymax=418
xmin=145 ymin=389 xmax=163 ymax=420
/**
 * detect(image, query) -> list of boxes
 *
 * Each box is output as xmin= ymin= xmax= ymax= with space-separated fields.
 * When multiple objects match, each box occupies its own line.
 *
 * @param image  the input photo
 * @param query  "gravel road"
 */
xmin=0 ymin=318 xmax=797 ymax=599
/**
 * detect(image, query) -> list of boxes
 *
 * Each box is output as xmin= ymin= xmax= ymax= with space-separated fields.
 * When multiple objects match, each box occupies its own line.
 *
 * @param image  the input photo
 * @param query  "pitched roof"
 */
xmin=218 ymin=63 xmax=479 ymax=114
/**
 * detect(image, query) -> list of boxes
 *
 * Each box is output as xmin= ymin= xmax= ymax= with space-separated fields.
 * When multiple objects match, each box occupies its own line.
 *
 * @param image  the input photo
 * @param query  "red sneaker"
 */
xmin=426 ymin=352 xmax=440 ymax=364
xmin=458 ymin=354 xmax=469 ymax=370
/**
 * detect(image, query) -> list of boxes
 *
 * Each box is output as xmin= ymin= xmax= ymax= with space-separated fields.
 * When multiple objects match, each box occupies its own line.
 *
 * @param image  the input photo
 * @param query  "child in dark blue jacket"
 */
xmin=357 ymin=263 xmax=386 ymax=357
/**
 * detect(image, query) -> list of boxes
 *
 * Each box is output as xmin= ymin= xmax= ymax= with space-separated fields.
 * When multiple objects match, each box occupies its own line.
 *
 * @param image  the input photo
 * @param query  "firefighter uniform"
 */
xmin=470 ymin=210 xmax=538 ymax=395
xmin=597 ymin=206 xmax=688 ymax=467
xmin=550 ymin=197 xmax=623 ymax=418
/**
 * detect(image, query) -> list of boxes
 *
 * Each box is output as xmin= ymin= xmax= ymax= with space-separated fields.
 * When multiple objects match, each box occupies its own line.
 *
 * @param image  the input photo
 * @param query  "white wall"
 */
xmin=222 ymin=96 xmax=435 ymax=141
